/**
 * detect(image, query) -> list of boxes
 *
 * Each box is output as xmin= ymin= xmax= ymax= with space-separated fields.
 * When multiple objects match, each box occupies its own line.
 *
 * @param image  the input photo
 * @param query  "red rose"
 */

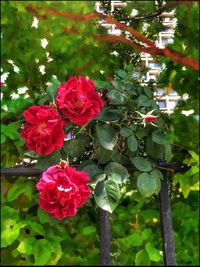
xmin=56 ymin=76 xmax=104 ymax=126
xmin=20 ymin=105 xmax=66 ymax=155
xmin=36 ymin=161 xmax=91 ymax=219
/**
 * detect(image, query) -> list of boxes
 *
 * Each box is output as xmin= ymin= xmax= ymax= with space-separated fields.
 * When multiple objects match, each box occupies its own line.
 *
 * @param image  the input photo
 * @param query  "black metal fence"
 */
xmin=1 ymin=161 xmax=187 ymax=266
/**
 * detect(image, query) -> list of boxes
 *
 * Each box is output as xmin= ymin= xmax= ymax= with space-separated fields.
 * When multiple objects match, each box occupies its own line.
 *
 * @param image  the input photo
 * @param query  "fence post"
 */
xmin=159 ymin=169 xmax=176 ymax=266
xmin=99 ymin=209 xmax=110 ymax=266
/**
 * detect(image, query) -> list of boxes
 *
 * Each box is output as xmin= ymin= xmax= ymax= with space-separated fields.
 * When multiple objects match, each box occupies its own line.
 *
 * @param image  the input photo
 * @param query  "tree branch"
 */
xmin=26 ymin=4 xmax=199 ymax=72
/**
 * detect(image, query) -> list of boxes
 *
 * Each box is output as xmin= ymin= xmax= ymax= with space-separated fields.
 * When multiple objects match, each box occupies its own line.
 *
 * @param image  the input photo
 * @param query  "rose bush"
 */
xmin=56 ymin=76 xmax=104 ymax=125
xmin=20 ymin=105 xmax=66 ymax=155
xmin=36 ymin=160 xmax=91 ymax=219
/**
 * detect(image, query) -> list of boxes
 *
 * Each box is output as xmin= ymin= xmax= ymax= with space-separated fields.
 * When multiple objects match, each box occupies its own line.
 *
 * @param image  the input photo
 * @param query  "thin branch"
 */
xmin=26 ymin=4 xmax=199 ymax=72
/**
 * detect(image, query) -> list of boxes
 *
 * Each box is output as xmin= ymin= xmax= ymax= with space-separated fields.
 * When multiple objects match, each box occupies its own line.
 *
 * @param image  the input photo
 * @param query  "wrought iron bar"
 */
xmin=159 ymin=170 xmax=177 ymax=266
xmin=1 ymin=167 xmax=42 ymax=177
xmin=99 ymin=209 xmax=110 ymax=266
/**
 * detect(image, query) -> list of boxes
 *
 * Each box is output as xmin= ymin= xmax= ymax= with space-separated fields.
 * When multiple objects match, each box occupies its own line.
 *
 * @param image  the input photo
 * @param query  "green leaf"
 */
xmin=137 ymin=173 xmax=157 ymax=197
xmin=151 ymin=169 xmax=162 ymax=194
xmin=144 ymin=87 xmax=153 ymax=98
xmin=2 ymin=123 xmax=19 ymax=140
xmin=28 ymin=222 xmax=45 ymax=236
xmin=96 ymin=123 xmax=118 ymax=150
xmin=138 ymin=95 xmax=152 ymax=107
xmin=89 ymin=173 xmax=107 ymax=186
xmin=7 ymin=178 xmax=34 ymax=202
xmin=94 ymin=180 xmax=120 ymax=213
xmin=120 ymin=127 xmax=133 ymax=137
xmin=107 ymin=90 xmax=126 ymax=105
xmin=105 ymin=162 xmax=129 ymax=184
xmin=145 ymin=242 xmax=161 ymax=262
xmin=152 ymin=130 xmax=172 ymax=145
xmin=126 ymin=232 xmax=143 ymax=247
xmin=38 ymin=208 xmax=51 ymax=224
xmin=144 ymin=135 xmax=164 ymax=160
xmin=82 ymin=164 xmax=101 ymax=178
xmin=116 ymin=69 xmax=127 ymax=79
xmin=151 ymin=169 xmax=163 ymax=180
xmin=164 ymin=144 xmax=173 ymax=162
xmin=33 ymin=239 xmax=52 ymax=265
xmin=135 ymin=249 xmax=151 ymax=266
xmin=111 ymin=80 xmax=123 ymax=91
xmin=1 ymin=206 xmax=26 ymax=248
xmin=82 ymin=225 xmax=96 ymax=235
xmin=63 ymin=139 xmax=85 ymax=158
xmin=94 ymin=80 xmax=110 ymax=89
xmin=17 ymin=237 xmax=35 ymax=255
xmin=95 ymin=146 xmax=112 ymax=164
xmin=96 ymin=108 xmax=121 ymax=122
xmin=131 ymin=157 xmax=152 ymax=172
xmin=141 ymin=228 xmax=153 ymax=241
xmin=1 ymin=134 xmax=6 ymax=144
xmin=35 ymin=150 xmax=61 ymax=170
xmin=127 ymin=134 xmax=138 ymax=152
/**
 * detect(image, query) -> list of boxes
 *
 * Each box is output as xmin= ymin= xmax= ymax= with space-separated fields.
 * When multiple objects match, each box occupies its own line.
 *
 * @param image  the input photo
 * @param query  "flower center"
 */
xmin=57 ymin=185 xmax=73 ymax=193
xmin=36 ymin=122 xmax=47 ymax=133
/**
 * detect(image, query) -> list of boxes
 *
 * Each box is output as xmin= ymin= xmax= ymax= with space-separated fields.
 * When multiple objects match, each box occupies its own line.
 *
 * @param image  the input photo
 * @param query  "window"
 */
xmin=148 ymin=74 xmax=156 ymax=80
xmin=168 ymin=101 xmax=177 ymax=109
xmin=157 ymin=101 xmax=166 ymax=108
xmin=148 ymin=62 xmax=161 ymax=69
xmin=157 ymin=88 xmax=164 ymax=94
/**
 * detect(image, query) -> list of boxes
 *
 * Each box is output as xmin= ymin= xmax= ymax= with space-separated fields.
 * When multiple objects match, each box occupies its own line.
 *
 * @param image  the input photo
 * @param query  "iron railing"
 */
xmin=1 ymin=161 xmax=187 ymax=266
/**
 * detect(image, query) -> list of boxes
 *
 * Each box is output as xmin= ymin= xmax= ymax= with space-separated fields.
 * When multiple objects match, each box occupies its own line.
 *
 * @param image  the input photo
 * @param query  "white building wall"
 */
xmin=95 ymin=1 xmax=180 ymax=113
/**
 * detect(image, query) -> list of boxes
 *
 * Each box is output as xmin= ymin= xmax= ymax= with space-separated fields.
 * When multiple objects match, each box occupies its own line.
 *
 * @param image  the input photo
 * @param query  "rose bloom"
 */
xmin=56 ymin=76 xmax=104 ymax=126
xmin=20 ymin=105 xmax=66 ymax=155
xmin=36 ymin=161 xmax=91 ymax=219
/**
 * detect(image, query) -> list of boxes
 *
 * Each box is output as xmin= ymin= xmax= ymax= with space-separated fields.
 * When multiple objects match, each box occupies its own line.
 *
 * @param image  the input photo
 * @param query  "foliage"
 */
xmin=1 ymin=177 xmax=199 ymax=266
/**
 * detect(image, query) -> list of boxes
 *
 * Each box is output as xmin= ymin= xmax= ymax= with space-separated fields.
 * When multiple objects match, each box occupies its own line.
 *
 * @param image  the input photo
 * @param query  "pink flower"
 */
xmin=36 ymin=161 xmax=91 ymax=219
xmin=20 ymin=105 xmax=66 ymax=155
xmin=0 ymin=82 xmax=5 ymax=87
xmin=56 ymin=76 xmax=104 ymax=126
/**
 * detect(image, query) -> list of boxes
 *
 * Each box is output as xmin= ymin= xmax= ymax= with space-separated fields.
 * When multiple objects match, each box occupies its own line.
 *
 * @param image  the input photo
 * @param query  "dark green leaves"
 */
xmin=105 ymin=162 xmax=129 ymax=184
xmin=106 ymin=90 xmax=127 ymax=105
xmin=138 ymin=95 xmax=152 ymax=107
xmin=127 ymin=134 xmax=138 ymax=152
xmin=63 ymin=139 xmax=85 ymax=158
xmin=152 ymin=130 xmax=172 ymax=145
xmin=82 ymin=164 xmax=101 ymax=178
xmin=137 ymin=171 xmax=161 ymax=197
xmin=35 ymin=150 xmax=61 ymax=170
xmin=96 ymin=107 xmax=121 ymax=122
xmin=94 ymin=180 xmax=120 ymax=213
xmin=120 ymin=127 xmax=132 ymax=137
xmin=131 ymin=157 xmax=152 ymax=172
xmin=96 ymin=123 xmax=117 ymax=150
xmin=137 ymin=173 xmax=157 ymax=197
